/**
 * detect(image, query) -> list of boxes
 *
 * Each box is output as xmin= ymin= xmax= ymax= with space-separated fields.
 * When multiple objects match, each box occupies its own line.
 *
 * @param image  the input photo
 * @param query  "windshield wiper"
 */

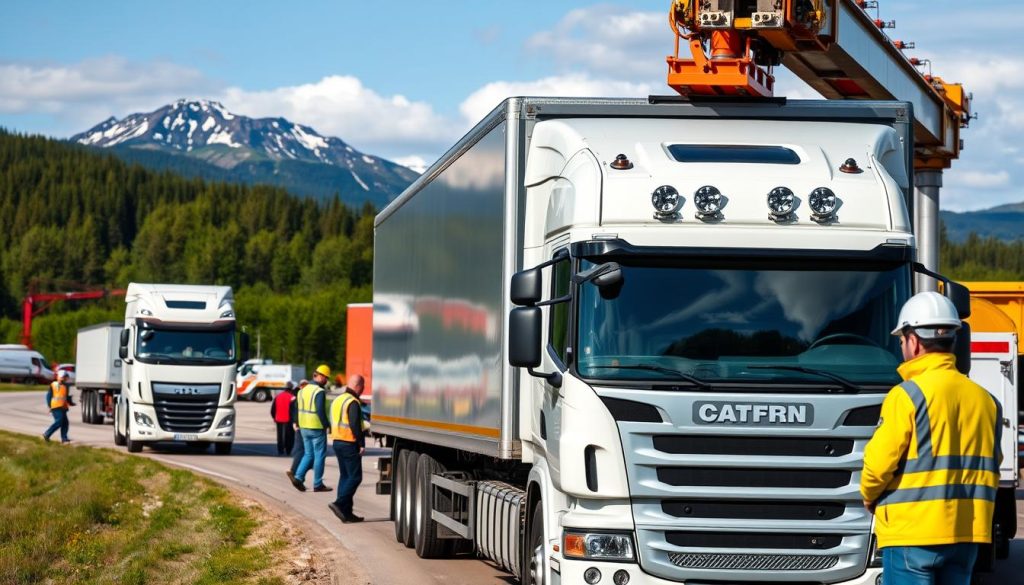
xmin=745 ymin=365 xmax=861 ymax=393
xmin=587 ymin=364 xmax=712 ymax=390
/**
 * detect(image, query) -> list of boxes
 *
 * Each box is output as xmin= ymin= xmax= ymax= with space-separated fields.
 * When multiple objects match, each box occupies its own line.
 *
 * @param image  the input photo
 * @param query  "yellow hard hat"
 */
xmin=315 ymin=364 xmax=331 ymax=378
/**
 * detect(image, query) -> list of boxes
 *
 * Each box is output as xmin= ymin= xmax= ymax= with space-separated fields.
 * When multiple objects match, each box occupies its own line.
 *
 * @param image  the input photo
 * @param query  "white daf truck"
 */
xmin=369 ymin=97 xmax=997 ymax=585
xmin=112 ymin=283 xmax=247 ymax=454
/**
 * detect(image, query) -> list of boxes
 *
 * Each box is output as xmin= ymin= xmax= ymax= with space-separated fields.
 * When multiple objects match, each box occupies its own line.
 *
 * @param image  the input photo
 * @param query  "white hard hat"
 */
xmin=891 ymin=291 xmax=961 ymax=339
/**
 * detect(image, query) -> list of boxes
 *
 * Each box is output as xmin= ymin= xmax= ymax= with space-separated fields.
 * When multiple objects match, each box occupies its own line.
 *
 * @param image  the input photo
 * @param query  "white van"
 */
xmin=0 ymin=344 xmax=55 ymax=383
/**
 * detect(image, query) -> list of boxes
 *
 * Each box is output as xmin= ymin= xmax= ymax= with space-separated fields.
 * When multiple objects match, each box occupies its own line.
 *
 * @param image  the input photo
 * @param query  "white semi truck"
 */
xmin=371 ymin=97 xmax=995 ymax=585
xmin=112 ymin=283 xmax=247 ymax=454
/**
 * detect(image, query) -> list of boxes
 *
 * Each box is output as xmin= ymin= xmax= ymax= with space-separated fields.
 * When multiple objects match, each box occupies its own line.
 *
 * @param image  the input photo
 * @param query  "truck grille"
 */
xmin=602 ymin=389 xmax=882 ymax=583
xmin=667 ymin=552 xmax=839 ymax=571
xmin=152 ymin=388 xmax=219 ymax=433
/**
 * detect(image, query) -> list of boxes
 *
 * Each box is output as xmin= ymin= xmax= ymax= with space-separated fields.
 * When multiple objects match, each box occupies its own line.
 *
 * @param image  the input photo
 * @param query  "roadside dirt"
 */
xmin=231 ymin=489 xmax=370 ymax=585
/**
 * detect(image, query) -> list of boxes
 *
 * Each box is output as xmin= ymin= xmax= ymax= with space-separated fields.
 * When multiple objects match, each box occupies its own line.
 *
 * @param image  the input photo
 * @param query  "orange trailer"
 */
xmin=346 ymin=303 xmax=373 ymax=404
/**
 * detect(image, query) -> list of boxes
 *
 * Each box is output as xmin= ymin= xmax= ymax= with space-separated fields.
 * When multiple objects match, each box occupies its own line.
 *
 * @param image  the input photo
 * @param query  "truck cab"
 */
xmin=113 ymin=283 xmax=242 ymax=454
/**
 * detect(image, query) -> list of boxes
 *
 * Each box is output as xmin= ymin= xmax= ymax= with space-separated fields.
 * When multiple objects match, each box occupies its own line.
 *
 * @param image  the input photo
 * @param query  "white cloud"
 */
xmin=526 ymin=7 xmax=666 ymax=81
xmin=946 ymin=170 xmax=1010 ymax=190
xmin=0 ymin=56 xmax=219 ymax=133
xmin=218 ymin=75 xmax=452 ymax=155
xmin=392 ymin=155 xmax=430 ymax=174
xmin=459 ymin=74 xmax=656 ymax=123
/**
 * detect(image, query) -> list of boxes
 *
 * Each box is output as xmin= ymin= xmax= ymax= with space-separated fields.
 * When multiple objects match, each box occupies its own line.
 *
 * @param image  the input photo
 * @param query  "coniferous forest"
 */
xmin=2 ymin=129 xmax=1022 ymax=368
xmin=0 ymin=129 xmax=373 ymax=371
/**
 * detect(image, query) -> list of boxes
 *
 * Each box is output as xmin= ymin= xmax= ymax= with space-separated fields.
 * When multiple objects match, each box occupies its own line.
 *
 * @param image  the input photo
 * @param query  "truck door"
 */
xmin=969 ymin=332 xmax=1019 ymax=485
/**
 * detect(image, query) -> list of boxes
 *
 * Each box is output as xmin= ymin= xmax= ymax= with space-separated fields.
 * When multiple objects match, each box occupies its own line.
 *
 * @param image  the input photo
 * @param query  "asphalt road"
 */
xmin=3 ymin=391 xmax=1022 ymax=584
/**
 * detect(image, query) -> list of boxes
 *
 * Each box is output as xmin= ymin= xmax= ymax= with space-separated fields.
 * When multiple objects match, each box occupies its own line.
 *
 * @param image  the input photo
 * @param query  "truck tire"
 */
xmin=214 ymin=442 xmax=233 ymax=455
xmin=414 ymin=454 xmax=451 ymax=558
xmin=402 ymin=450 xmax=420 ymax=548
xmin=80 ymin=390 xmax=91 ymax=423
xmin=113 ymin=403 xmax=126 ymax=446
xmin=88 ymin=391 xmax=103 ymax=424
xmin=524 ymin=501 xmax=544 ymax=585
xmin=394 ymin=449 xmax=410 ymax=543
xmin=126 ymin=417 xmax=143 ymax=453
xmin=252 ymin=388 xmax=270 ymax=403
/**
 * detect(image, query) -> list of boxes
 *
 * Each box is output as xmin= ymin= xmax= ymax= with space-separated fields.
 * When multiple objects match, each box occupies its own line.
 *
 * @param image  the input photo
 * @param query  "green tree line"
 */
xmin=0 ymin=129 xmax=373 ymax=371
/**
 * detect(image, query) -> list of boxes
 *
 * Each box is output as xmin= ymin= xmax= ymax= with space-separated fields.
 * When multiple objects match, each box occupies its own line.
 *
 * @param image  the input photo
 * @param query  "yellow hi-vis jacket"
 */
xmin=861 ymin=352 xmax=1002 ymax=548
xmin=329 ymin=392 xmax=362 ymax=442
xmin=49 ymin=382 xmax=69 ymax=410
xmin=296 ymin=383 xmax=325 ymax=430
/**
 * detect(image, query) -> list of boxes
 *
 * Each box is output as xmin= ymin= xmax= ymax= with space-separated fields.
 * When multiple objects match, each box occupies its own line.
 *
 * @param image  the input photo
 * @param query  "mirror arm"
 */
xmin=535 ymin=294 xmax=571 ymax=308
xmin=912 ymin=262 xmax=949 ymax=286
xmin=527 ymin=367 xmax=562 ymax=388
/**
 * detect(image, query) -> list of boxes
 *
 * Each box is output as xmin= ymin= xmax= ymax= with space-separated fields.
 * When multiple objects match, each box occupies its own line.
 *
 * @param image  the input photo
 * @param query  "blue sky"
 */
xmin=1 ymin=1 xmax=1018 ymax=210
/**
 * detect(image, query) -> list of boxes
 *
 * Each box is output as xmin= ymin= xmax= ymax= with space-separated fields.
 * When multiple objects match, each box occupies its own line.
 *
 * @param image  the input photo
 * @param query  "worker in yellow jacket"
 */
xmin=861 ymin=292 xmax=1002 ymax=585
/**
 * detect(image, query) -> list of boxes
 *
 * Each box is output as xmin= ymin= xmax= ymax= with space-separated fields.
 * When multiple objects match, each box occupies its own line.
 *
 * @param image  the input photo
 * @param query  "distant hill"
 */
xmin=940 ymin=205 xmax=1024 ymax=242
xmin=72 ymin=99 xmax=419 ymax=207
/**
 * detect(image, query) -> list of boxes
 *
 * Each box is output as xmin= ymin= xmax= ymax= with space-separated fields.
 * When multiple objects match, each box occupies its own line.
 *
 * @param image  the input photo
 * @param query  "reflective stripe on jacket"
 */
xmin=329 ymin=393 xmax=358 ymax=442
xmin=861 ymin=352 xmax=1001 ymax=548
xmin=49 ymin=382 xmax=69 ymax=410
xmin=296 ymin=383 xmax=325 ymax=430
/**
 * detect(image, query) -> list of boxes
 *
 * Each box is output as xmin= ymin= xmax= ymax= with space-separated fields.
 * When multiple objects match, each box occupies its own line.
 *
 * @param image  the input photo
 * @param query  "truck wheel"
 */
xmin=89 ymin=391 xmax=103 ymax=424
xmin=214 ymin=442 xmax=232 ymax=455
xmin=253 ymin=389 xmax=270 ymax=403
xmin=414 ymin=454 xmax=451 ymax=558
xmin=394 ymin=449 xmax=410 ymax=543
xmin=113 ymin=404 xmax=126 ymax=445
xmin=524 ymin=501 xmax=545 ymax=585
xmin=81 ymin=390 xmax=91 ymax=423
xmin=402 ymin=450 xmax=420 ymax=548
xmin=126 ymin=418 xmax=143 ymax=453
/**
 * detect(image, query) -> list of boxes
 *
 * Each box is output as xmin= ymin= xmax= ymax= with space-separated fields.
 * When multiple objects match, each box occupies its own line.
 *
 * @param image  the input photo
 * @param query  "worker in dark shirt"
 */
xmin=327 ymin=374 xmax=368 ymax=522
xmin=287 ymin=380 xmax=307 ymax=476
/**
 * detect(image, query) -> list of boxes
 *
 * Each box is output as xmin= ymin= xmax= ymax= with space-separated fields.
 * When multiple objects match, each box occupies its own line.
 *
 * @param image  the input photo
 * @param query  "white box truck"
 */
xmin=112 ymin=283 xmax=247 ymax=455
xmin=75 ymin=323 xmax=123 ymax=424
xmin=371 ymin=97 xmax=983 ymax=585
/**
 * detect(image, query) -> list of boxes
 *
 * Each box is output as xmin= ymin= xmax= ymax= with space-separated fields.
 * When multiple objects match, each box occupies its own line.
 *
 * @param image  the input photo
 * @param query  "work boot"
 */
xmin=287 ymin=472 xmax=306 ymax=492
xmin=328 ymin=502 xmax=345 ymax=521
xmin=341 ymin=513 xmax=364 ymax=523
xmin=313 ymin=484 xmax=333 ymax=493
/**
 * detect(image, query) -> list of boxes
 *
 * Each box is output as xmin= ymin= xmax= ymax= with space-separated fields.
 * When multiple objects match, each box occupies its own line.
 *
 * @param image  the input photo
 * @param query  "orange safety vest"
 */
xmin=329 ymin=393 xmax=359 ymax=442
xmin=49 ymin=382 xmax=69 ymax=410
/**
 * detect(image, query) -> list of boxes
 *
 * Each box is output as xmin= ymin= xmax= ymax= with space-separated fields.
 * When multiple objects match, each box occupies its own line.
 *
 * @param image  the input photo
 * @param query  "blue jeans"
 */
xmin=332 ymin=441 xmax=363 ymax=514
xmin=43 ymin=409 xmax=69 ymax=442
xmin=881 ymin=544 xmax=978 ymax=585
xmin=289 ymin=427 xmax=305 ymax=474
xmin=294 ymin=429 xmax=327 ymax=488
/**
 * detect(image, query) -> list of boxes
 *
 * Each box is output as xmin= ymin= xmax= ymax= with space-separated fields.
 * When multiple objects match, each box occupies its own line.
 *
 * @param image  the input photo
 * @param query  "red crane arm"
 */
xmin=20 ymin=289 xmax=127 ymax=347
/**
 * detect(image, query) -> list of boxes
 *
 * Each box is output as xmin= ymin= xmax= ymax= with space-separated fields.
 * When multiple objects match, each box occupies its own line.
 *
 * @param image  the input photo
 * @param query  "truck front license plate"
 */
xmin=174 ymin=433 xmax=199 ymax=441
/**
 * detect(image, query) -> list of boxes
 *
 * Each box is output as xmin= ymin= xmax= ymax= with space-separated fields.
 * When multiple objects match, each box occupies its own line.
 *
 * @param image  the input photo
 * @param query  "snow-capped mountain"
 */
xmin=71 ymin=99 xmax=420 ymax=205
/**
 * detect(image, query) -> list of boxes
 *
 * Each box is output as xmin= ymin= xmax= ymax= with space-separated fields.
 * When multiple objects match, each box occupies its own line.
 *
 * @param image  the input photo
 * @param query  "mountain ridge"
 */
xmin=71 ymin=99 xmax=419 ymax=206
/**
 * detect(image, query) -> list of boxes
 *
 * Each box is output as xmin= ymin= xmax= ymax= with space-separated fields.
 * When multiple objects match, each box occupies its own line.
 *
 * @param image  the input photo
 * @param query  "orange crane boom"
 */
xmin=666 ymin=0 xmax=970 ymax=171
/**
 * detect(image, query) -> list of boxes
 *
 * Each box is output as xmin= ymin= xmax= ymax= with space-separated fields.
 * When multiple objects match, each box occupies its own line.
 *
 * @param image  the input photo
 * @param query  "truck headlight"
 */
xmin=216 ymin=414 xmax=235 ymax=429
xmin=651 ymin=185 xmax=683 ymax=219
xmin=767 ymin=186 xmax=796 ymax=222
xmin=809 ymin=187 xmax=837 ymax=222
xmin=693 ymin=185 xmax=723 ymax=220
xmin=133 ymin=411 xmax=155 ymax=428
xmin=564 ymin=531 xmax=635 ymax=562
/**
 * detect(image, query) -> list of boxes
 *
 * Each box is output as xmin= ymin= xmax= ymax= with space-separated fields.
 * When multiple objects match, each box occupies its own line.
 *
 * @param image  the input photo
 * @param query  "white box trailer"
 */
xmin=969 ymin=332 xmax=1019 ymax=560
xmin=75 ymin=322 xmax=123 ymax=424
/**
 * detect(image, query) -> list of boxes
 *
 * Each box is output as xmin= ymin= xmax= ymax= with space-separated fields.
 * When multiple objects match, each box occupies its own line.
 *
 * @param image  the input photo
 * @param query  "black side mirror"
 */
xmin=120 ymin=328 xmax=130 ymax=347
xmin=511 ymin=268 xmax=543 ymax=306
xmin=508 ymin=307 xmax=561 ymax=387
xmin=945 ymin=282 xmax=972 ymax=319
xmin=119 ymin=346 xmax=128 ymax=360
xmin=953 ymin=321 xmax=971 ymax=375
xmin=239 ymin=331 xmax=251 ymax=363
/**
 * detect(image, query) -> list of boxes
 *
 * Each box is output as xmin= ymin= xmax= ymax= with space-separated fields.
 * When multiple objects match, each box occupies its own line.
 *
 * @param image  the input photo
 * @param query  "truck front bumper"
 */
xmin=129 ymin=405 xmax=235 ymax=443
xmin=553 ymin=556 xmax=882 ymax=585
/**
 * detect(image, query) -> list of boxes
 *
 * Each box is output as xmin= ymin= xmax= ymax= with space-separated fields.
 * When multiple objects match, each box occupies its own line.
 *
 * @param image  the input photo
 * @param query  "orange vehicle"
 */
xmin=346 ymin=303 xmax=373 ymax=405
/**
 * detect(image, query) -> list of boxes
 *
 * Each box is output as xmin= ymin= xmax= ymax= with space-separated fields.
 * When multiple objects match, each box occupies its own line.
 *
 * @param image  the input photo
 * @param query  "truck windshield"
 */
xmin=136 ymin=325 xmax=236 ymax=366
xmin=576 ymin=258 xmax=910 ymax=390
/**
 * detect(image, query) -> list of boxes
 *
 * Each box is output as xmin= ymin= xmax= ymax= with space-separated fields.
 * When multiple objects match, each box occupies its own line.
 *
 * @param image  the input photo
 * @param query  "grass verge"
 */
xmin=0 ymin=431 xmax=286 ymax=585
xmin=0 ymin=383 xmax=46 ymax=392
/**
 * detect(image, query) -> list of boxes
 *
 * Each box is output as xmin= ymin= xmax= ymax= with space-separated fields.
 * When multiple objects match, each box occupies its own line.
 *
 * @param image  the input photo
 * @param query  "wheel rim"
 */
xmin=529 ymin=542 xmax=545 ymax=585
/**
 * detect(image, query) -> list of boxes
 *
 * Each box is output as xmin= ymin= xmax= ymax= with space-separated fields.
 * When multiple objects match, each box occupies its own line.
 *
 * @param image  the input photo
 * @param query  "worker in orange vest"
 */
xmin=42 ymin=370 xmax=75 ymax=443
xmin=327 ymin=373 xmax=368 ymax=523
xmin=270 ymin=381 xmax=298 ymax=455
